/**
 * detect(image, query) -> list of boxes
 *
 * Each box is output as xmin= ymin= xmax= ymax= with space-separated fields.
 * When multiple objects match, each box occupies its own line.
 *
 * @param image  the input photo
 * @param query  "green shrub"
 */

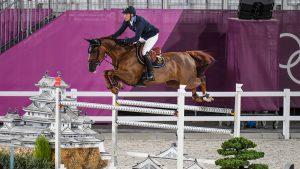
xmin=249 ymin=163 xmax=269 ymax=169
xmin=0 ymin=151 xmax=53 ymax=169
xmin=34 ymin=135 xmax=51 ymax=161
xmin=215 ymin=137 xmax=268 ymax=169
xmin=0 ymin=152 xmax=9 ymax=169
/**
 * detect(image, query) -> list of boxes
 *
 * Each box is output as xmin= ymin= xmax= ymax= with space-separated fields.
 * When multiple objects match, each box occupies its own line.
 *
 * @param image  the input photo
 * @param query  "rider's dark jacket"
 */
xmin=112 ymin=15 xmax=159 ymax=43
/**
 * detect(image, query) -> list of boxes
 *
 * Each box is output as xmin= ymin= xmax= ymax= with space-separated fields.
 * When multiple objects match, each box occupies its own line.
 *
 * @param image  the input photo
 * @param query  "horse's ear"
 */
xmin=84 ymin=38 xmax=93 ymax=43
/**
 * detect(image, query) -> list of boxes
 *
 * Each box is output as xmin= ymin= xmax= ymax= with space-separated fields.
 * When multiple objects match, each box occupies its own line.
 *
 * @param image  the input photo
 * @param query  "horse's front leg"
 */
xmin=104 ymin=70 xmax=123 ymax=92
xmin=107 ymin=70 xmax=139 ymax=94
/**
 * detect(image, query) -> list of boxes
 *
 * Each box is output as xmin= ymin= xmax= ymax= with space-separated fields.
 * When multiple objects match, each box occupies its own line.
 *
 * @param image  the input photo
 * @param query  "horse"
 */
xmin=86 ymin=37 xmax=215 ymax=102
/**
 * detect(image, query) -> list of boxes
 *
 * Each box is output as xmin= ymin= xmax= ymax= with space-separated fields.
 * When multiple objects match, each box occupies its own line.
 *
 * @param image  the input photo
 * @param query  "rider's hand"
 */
xmin=116 ymin=39 xmax=128 ymax=45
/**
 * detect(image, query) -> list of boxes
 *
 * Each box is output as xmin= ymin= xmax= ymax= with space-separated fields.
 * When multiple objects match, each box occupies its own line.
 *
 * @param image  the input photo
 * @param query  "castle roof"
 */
xmin=185 ymin=160 xmax=204 ymax=169
xmin=132 ymin=156 xmax=163 ymax=169
xmin=1 ymin=111 xmax=21 ymax=122
xmin=29 ymin=91 xmax=55 ymax=102
xmin=23 ymin=103 xmax=53 ymax=115
xmin=0 ymin=126 xmax=46 ymax=135
xmin=35 ymin=75 xmax=69 ymax=88
xmin=156 ymin=143 xmax=188 ymax=160
xmin=22 ymin=116 xmax=52 ymax=123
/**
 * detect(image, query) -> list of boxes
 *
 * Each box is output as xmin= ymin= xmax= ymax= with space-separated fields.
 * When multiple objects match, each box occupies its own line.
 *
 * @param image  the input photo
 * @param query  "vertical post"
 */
xmin=282 ymin=0 xmax=288 ymax=10
xmin=283 ymin=89 xmax=290 ymax=139
xmin=104 ymin=0 xmax=111 ymax=10
xmin=222 ymin=0 xmax=228 ymax=10
xmin=70 ymin=88 xmax=78 ymax=99
xmin=177 ymin=85 xmax=185 ymax=169
xmin=55 ymin=87 xmax=61 ymax=169
xmin=9 ymin=144 xmax=14 ymax=169
xmin=26 ymin=0 xmax=29 ymax=37
xmin=111 ymin=94 xmax=118 ymax=168
xmin=234 ymin=84 xmax=243 ymax=137
xmin=162 ymin=0 xmax=168 ymax=9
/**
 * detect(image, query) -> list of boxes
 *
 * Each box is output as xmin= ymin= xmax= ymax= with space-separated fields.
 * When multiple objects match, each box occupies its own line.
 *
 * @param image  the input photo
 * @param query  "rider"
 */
xmin=111 ymin=6 xmax=159 ymax=81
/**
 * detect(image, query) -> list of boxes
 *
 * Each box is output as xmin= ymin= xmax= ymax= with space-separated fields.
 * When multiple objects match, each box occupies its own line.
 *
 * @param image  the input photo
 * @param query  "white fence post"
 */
xmin=177 ymin=85 xmax=185 ymax=169
xmin=283 ymin=89 xmax=291 ymax=139
xmin=162 ymin=0 xmax=168 ymax=9
xmin=55 ymin=87 xmax=61 ymax=169
xmin=234 ymin=84 xmax=243 ymax=137
xmin=112 ymin=94 xmax=118 ymax=168
xmin=223 ymin=0 xmax=228 ymax=9
xmin=70 ymin=88 xmax=77 ymax=99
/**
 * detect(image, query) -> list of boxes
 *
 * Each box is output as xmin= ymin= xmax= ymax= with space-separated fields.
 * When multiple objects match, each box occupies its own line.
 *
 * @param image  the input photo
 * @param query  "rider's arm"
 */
xmin=112 ymin=21 xmax=128 ymax=38
xmin=123 ymin=22 xmax=144 ymax=43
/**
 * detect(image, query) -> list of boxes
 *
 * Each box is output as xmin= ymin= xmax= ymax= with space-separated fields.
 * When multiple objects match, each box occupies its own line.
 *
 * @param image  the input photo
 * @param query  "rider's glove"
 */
xmin=117 ymin=39 xmax=128 ymax=45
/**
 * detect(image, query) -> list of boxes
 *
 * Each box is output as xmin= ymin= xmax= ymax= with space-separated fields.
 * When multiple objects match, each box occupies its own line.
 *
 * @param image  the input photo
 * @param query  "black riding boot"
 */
xmin=143 ymin=54 xmax=155 ymax=81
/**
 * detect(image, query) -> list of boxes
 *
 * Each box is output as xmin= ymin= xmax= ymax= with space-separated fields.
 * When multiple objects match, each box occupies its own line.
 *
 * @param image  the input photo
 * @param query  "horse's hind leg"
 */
xmin=185 ymin=79 xmax=204 ymax=102
xmin=199 ymin=75 xmax=214 ymax=102
xmin=186 ymin=78 xmax=213 ymax=102
xmin=191 ymin=88 xmax=204 ymax=102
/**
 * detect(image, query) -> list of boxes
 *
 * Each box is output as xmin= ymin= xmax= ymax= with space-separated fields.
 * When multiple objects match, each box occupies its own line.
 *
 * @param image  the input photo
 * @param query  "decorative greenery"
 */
xmin=34 ymin=135 xmax=52 ymax=161
xmin=0 ymin=151 xmax=53 ymax=169
xmin=215 ymin=137 xmax=268 ymax=169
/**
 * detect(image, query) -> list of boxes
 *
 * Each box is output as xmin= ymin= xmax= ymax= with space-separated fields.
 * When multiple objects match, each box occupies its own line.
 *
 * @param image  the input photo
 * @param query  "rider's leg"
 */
xmin=142 ymin=34 xmax=159 ymax=81
xmin=143 ymin=53 xmax=154 ymax=80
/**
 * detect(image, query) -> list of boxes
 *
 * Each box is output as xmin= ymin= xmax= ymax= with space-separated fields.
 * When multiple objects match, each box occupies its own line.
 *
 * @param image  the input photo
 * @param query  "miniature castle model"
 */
xmin=0 ymin=72 xmax=105 ymax=151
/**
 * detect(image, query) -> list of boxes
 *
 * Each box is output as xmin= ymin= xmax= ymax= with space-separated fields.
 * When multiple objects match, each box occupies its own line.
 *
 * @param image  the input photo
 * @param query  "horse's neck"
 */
xmin=107 ymin=43 xmax=135 ymax=63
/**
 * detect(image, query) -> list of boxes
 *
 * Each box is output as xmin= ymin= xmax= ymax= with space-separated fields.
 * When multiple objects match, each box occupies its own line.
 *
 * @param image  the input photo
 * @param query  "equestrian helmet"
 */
xmin=122 ymin=6 xmax=136 ymax=15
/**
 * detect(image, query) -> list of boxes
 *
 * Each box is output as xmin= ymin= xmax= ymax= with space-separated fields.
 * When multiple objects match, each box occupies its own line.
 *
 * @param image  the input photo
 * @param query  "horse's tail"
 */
xmin=185 ymin=51 xmax=215 ymax=76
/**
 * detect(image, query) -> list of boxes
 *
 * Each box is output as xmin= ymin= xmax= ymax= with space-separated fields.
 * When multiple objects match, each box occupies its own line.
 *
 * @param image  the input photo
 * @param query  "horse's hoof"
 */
xmin=117 ymin=83 xmax=124 ymax=89
xmin=203 ymin=97 xmax=214 ymax=102
xmin=202 ymin=93 xmax=214 ymax=102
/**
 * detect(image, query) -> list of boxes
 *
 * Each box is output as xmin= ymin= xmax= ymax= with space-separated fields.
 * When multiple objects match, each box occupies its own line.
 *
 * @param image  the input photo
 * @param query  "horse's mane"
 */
xmin=100 ymin=37 xmax=136 ymax=50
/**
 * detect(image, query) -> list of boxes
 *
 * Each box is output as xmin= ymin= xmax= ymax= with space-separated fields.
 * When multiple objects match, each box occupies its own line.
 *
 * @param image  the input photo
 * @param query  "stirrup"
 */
xmin=146 ymin=74 xmax=155 ymax=81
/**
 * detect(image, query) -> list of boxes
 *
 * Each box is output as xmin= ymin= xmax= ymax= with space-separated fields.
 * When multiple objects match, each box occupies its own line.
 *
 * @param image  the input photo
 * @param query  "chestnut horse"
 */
xmin=86 ymin=37 xmax=215 ymax=102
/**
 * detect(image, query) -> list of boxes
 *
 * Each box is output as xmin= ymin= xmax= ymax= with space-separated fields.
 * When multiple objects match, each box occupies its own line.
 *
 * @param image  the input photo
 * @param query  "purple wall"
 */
xmin=0 ymin=10 xmax=300 ymax=116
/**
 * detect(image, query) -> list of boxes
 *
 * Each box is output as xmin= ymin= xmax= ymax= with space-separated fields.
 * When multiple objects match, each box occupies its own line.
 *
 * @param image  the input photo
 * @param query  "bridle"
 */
xmin=88 ymin=39 xmax=118 ymax=67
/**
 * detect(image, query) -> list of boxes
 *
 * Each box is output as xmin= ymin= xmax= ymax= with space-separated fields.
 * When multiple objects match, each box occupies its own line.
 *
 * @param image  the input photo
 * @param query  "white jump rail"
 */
xmin=116 ymin=99 xmax=232 ymax=114
xmin=60 ymin=101 xmax=177 ymax=116
xmin=117 ymin=120 xmax=232 ymax=134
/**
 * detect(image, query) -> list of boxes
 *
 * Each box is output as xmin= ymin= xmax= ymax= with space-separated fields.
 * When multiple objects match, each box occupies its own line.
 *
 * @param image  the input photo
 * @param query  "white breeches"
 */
xmin=139 ymin=33 xmax=159 ymax=55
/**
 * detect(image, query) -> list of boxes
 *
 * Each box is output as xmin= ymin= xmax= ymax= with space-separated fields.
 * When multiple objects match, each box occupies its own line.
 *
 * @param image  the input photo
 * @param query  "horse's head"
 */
xmin=86 ymin=37 xmax=134 ymax=72
xmin=85 ymin=38 xmax=106 ymax=72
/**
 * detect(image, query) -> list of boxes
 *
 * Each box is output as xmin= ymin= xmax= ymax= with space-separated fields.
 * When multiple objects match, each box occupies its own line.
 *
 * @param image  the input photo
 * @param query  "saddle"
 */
xmin=136 ymin=43 xmax=165 ymax=68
